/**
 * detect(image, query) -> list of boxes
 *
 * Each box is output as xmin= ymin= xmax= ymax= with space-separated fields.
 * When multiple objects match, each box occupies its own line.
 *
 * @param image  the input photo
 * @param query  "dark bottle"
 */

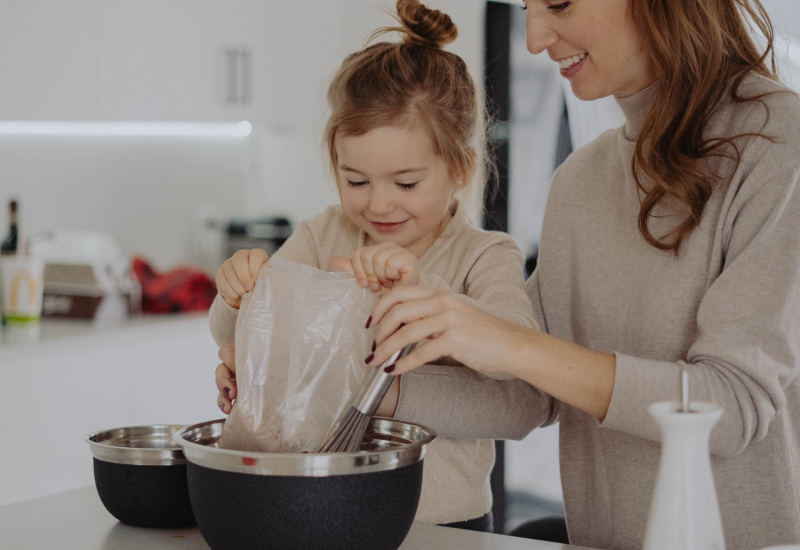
xmin=1 ymin=199 xmax=18 ymax=256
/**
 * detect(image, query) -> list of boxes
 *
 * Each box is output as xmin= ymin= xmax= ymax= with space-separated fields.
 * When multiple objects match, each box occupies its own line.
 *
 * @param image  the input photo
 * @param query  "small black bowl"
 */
xmin=175 ymin=417 xmax=435 ymax=550
xmin=86 ymin=424 xmax=195 ymax=528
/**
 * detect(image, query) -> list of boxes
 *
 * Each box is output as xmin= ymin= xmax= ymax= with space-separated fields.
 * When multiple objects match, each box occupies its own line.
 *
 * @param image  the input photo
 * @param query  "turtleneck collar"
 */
xmin=615 ymin=81 xmax=660 ymax=141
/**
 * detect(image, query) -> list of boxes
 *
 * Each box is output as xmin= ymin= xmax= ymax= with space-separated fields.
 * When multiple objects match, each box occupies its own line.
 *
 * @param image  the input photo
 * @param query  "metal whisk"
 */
xmin=319 ymin=343 xmax=417 ymax=453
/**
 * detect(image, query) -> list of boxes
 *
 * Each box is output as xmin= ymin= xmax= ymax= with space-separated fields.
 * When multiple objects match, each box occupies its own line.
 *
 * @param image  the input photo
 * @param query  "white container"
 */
xmin=643 ymin=400 xmax=725 ymax=550
xmin=0 ymin=255 xmax=45 ymax=325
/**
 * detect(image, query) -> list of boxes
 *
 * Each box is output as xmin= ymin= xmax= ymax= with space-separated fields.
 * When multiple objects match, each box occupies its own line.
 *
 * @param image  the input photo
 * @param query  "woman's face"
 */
xmin=335 ymin=125 xmax=458 ymax=259
xmin=522 ymin=0 xmax=655 ymax=99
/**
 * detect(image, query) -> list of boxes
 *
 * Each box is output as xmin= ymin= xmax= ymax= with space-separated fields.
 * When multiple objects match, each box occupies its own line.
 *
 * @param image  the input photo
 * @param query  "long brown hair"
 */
xmin=324 ymin=0 xmax=491 ymax=211
xmin=630 ymin=0 xmax=777 ymax=252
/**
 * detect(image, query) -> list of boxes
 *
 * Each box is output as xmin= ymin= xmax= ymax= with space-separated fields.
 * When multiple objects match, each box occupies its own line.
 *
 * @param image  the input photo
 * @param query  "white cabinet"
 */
xmin=0 ymin=1 xmax=348 ymax=128
xmin=96 ymin=0 xmax=265 ymax=122
xmin=0 ymin=0 xmax=95 ymax=120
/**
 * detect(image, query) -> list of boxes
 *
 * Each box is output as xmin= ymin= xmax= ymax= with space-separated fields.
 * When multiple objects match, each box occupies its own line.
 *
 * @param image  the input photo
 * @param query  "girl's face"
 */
xmin=522 ymin=0 xmax=655 ymax=99
xmin=335 ymin=125 xmax=459 ymax=258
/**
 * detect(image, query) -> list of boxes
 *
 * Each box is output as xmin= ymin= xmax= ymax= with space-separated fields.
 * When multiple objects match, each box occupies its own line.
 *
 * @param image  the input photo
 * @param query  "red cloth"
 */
xmin=132 ymin=257 xmax=217 ymax=314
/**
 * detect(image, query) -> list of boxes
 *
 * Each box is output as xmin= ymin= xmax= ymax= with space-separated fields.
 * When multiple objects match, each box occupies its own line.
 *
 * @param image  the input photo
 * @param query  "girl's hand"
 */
xmin=367 ymin=285 xmax=529 ymax=378
xmin=330 ymin=242 xmax=420 ymax=293
xmin=215 ymin=344 xmax=237 ymax=414
xmin=215 ymin=248 xmax=269 ymax=308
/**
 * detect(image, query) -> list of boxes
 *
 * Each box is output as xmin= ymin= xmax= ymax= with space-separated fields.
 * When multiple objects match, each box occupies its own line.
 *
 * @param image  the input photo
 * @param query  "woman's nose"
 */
xmin=525 ymin=9 xmax=558 ymax=54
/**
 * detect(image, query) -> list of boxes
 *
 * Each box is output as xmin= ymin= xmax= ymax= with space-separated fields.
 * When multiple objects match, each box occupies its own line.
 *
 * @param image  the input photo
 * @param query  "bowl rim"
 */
xmin=86 ymin=424 xmax=187 ymax=466
xmin=174 ymin=417 xmax=436 ymax=477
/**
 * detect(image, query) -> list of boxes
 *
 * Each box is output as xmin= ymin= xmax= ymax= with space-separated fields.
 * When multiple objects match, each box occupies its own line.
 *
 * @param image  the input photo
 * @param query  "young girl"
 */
xmin=208 ymin=0 xmax=544 ymax=533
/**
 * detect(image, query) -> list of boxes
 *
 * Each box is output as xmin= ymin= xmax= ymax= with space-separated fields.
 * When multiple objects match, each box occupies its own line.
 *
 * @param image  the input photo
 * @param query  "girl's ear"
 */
xmin=458 ymin=148 xmax=478 ymax=188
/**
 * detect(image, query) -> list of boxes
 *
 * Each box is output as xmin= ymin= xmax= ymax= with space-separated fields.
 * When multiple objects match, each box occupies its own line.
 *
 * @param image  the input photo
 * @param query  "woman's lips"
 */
xmin=370 ymin=220 xmax=407 ymax=233
xmin=559 ymin=53 xmax=586 ymax=78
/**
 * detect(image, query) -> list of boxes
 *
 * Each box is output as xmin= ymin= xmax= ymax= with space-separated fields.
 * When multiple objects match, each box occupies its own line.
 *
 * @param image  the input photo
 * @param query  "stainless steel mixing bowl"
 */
xmin=86 ymin=424 xmax=195 ymax=527
xmin=174 ymin=417 xmax=435 ymax=550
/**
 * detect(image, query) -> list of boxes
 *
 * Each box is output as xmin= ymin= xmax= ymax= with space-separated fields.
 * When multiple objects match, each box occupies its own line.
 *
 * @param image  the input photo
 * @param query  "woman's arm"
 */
xmin=369 ymin=285 xmax=616 ymax=420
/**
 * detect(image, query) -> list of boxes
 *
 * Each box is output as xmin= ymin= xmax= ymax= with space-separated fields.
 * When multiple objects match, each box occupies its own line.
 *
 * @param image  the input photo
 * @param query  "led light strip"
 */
xmin=0 ymin=120 xmax=253 ymax=138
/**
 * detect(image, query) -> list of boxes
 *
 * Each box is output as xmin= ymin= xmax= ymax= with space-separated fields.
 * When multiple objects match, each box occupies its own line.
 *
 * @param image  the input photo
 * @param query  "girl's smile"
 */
xmin=370 ymin=219 xmax=409 ymax=233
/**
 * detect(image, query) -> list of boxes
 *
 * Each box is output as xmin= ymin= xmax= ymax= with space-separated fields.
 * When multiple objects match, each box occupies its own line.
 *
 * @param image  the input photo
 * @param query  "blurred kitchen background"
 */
xmin=2 ymin=0 xmax=798 ymax=534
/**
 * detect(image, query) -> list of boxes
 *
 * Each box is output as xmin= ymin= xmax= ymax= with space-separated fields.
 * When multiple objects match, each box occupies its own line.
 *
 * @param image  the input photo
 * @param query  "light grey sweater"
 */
xmin=528 ymin=74 xmax=800 ymax=549
xmin=209 ymin=202 xmax=546 ymax=524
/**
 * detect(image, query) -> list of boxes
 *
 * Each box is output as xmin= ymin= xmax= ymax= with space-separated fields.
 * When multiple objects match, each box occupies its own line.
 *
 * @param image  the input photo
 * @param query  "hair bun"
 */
xmin=396 ymin=0 xmax=458 ymax=47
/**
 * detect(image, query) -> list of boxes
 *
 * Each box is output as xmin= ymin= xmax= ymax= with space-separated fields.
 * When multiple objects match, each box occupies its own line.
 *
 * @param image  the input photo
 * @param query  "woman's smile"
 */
xmin=558 ymin=52 xmax=587 ymax=77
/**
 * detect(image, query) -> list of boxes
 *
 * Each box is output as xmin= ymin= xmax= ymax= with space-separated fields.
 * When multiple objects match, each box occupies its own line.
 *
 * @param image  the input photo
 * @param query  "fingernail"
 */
xmin=223 ymin=387 xmax=231 ymax=398
xmin=371 ymin=340 xmax=376 ymax=352
xmin=365 ymin=353 xmax=374 ymax=364
xmin=384 ymin=364 xmax=395 ymax=374
xmin=365 ymin=315 xmax=372 ymax=329
xmin=218 ymin=402 xmax=225 ymax=412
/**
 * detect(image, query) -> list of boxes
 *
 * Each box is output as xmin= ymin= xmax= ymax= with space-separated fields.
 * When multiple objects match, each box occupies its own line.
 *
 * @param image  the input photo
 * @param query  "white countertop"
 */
xmin=0 ymin=486 xmax=591 ymax=550
xmin=0 ymin=313 xmax=223 ymax=507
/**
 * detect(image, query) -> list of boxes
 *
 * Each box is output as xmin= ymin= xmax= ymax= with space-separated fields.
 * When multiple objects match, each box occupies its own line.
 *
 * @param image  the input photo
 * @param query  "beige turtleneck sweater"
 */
xmin=528 ymin=73 xmax=800 ymax=549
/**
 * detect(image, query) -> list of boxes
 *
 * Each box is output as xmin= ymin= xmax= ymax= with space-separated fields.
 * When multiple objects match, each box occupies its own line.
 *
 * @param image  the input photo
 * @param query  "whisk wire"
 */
xmin=319 ymin=343 xmax=416 ymax=453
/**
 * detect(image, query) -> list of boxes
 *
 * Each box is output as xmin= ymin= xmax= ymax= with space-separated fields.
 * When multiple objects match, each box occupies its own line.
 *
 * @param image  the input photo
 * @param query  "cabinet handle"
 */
xmin=239 ymin=48 xmax=251 ymax=106
xmin=225 ymin=47 xmax=239 ymax=105
xmin=224 ymin=47 xmax=252 ymax=106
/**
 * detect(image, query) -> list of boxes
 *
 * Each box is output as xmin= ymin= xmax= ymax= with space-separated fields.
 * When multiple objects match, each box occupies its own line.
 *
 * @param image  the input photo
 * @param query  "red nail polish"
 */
xmin=365 ymin=315 xmax=372 ymax=329
xmin=371 ymin=340 xmax=376 ymax=352
xmin=384 ymin=364 xmax=395 ymax=374
xmin=365 ymin=353 xmax=374 ymax=364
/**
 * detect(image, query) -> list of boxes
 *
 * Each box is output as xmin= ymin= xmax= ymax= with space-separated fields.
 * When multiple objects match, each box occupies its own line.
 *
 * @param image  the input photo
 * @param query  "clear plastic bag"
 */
xmin=219 ymin=258 xmax=377 ymax=453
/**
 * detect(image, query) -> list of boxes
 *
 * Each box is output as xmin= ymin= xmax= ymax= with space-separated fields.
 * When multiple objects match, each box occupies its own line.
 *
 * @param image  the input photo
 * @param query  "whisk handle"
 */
xmin=353 ymin=343 xmax=417 ymax=415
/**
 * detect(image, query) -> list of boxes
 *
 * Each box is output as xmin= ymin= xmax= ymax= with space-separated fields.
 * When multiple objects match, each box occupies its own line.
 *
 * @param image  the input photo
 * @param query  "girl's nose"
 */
xmin=525 ymin=8 xmax=558 ymax=55
xmin=368 ymin=185 xmax=394 ymax=214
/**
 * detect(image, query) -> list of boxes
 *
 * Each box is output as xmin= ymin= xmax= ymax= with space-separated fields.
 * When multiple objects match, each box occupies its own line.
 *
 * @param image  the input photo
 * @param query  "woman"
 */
xmin=366 ymin=1 xmax=800 ymax=549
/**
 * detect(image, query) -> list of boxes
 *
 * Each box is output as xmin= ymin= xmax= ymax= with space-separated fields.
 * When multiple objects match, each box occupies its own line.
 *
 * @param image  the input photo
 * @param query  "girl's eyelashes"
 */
xmin=344 ymin=179 xmax=419 ymax=189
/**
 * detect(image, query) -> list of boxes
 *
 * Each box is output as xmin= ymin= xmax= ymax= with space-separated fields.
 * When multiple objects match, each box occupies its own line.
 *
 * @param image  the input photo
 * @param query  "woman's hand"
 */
xmin=368 ymin=286 xmax=617 ymax=419
xmin=216 ymin=344 xmax=237 ymax=414
xmin=330 ymin=243 xmax=420 ymax=293
xmin=214 ymin=248 xmax=269 ymax=309
xmin=366 ymin=285 xmax=530 ymax=378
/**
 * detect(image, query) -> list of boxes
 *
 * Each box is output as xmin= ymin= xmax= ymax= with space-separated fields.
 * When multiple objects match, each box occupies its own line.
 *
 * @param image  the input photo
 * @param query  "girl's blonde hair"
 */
xmin=324 ymin=0 xmax=492 ymax=212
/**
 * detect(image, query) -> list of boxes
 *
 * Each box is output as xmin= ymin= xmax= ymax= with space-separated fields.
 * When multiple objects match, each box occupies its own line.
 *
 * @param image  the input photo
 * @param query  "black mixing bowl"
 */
xmin=86 ymin=424 xmax=195 ymax=528
xmin=174 ymin=417 xmax=435 ymax=550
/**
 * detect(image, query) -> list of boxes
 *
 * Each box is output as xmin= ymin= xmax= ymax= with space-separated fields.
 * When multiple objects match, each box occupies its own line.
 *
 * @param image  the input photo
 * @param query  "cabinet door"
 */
xmin=96 ymin=0 xmax=348 ymax=128
xmin=96 ymin=0 xmax=252 ymax=121
xmin=0 ymin=0 xmax=95 ymax=120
